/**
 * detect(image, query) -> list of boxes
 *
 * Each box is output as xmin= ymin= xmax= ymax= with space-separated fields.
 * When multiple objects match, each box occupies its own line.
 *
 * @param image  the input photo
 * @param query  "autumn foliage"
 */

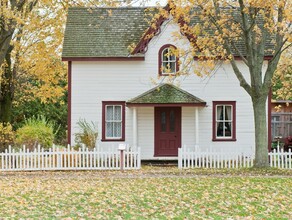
xmin=0 ymin=122 xmax=14 ymax=152
xmin=15 ymin=115 xmax=56 ymax=150
xmin=156 ymin=0 xmax=291 ymax=167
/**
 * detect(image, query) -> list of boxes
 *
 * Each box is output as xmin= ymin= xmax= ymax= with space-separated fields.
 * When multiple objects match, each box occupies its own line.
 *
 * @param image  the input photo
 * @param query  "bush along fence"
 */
xmin=0 ymin=144 xmax=141 ymax=171
xmin=178 ymin=145 xmax=292 ymax=169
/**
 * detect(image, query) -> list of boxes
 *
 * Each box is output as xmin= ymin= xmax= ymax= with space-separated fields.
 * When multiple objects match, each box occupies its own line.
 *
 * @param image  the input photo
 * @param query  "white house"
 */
xmin=62 ymin=6 xmax=271 ymax=160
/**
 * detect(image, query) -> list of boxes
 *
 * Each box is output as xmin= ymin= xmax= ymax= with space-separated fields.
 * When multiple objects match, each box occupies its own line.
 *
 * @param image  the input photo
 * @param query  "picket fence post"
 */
xmin=0 ymin=144 xmax=141 ymax=171
xmin=178 ymin=145 xmax=292 ymax=170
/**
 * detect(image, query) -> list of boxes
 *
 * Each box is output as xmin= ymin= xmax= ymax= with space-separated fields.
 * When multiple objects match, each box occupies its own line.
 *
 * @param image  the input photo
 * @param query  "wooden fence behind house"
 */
xmin=271 ymin=112 xmax=292 ymax=141
xmin=0 ymin=145 xmax=141 ymax=171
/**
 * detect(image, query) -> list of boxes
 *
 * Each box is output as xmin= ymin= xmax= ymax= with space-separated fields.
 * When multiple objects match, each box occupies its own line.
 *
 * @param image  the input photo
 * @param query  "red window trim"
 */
xmin=212 ymin=101 xmax=236 ymax=142
xmin=158 ymin=44 xmax=179 ymax=76
xmin=102 ymin=101 xmax=125 ymax=142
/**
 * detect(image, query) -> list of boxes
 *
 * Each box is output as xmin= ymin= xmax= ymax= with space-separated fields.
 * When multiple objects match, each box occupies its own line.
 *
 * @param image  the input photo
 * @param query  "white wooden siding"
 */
xmin=137 ymin=108 xmax=154 ymax=159
xmin=71 ymin=19 xmax=264 ymax=159
xmin=181 ymin=107 xmax=196 ymax=148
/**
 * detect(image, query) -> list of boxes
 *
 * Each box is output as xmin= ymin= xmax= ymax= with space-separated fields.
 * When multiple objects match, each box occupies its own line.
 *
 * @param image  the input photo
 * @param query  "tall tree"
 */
xmin=272 ymin=49 xmax=292 ymax=101
xmin=0 ymin=0 xmax=148 ymax=124
xmin=0 ymin=0 xmax=38 ymax=122
xmin=165 ymin=0 xmax=291 ymax=167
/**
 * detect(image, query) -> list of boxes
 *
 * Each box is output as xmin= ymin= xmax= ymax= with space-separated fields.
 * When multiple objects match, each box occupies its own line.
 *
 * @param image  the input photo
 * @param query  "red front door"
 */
xmin=154 ymin=107 xmax=181 ymax=156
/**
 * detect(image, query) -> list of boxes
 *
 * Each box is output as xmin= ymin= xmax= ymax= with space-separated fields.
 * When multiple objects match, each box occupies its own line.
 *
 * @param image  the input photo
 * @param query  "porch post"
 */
xmin=195 ymin=107 xmax=199 ymax=147
xmin=133 ymin=107 xmax=138 ymax=149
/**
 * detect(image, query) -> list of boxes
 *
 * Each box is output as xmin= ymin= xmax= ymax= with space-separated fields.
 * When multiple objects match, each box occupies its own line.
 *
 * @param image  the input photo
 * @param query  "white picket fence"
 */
xmin=0 ymin=145 xmax=141 ymax=171
xmin=269 ymin=148 xmax=292 ymax=169
xmin=178 ymin=146 xmax=254 ymax=169
xmin=179 ymin=146 xmax=292 ymax=169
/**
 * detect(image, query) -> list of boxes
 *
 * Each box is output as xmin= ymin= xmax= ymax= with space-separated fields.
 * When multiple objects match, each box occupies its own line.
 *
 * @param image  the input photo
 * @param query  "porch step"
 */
xmin=142 ymin=160 xmax=178 ymax=167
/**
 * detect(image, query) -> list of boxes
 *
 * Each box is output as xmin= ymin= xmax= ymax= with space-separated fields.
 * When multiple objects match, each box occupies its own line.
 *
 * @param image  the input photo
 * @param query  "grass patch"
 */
xmin=0 ymin=166 xmax=291 ymax=219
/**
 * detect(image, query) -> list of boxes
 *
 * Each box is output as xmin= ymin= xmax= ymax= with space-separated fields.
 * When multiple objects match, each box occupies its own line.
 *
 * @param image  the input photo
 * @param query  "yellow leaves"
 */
xmin=192 ymin=24 xmax=201 ymax=36
xmin=0 ymin=170 xmax=292 ymax=219
xmin=193 ymin=59 xmax=217 ymax=77
xmin=0 ymin=123 xmax=14 ymax=151
xmin=127 ymin=43 xmax=137 ymax=53
xmin=273 ymin=49 xmax=292 ymax=101
xmin=107 ymin=9 xmax=112 ymax=17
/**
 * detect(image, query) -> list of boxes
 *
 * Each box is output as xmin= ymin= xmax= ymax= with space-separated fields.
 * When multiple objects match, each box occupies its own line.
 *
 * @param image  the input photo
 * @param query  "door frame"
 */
xmin=154 ymin=107 xmax=182 ymax=157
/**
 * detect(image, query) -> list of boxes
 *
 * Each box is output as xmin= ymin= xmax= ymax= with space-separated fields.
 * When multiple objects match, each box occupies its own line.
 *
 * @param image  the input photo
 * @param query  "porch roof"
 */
xmin=126 ymin=84 xmax=206 ymax=107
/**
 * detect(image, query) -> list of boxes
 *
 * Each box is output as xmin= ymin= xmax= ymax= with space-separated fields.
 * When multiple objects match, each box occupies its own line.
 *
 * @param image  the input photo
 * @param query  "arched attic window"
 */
xmin=158 ymin=44 xmax=179 ymax=75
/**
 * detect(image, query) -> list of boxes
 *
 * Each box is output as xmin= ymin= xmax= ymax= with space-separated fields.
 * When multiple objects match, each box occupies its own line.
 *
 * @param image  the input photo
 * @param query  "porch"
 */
xmin=126 ymin=83 xmax=206 ymax=159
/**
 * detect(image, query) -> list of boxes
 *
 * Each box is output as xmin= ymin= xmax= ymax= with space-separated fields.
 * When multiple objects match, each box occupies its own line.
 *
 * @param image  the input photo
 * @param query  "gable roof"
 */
xmin=62 ymin=7 xmax=151 ymax=59
xmin=62 ymin=6 xmax=275 ymax=60
xmin=126 ymin=84 xmax=206 ymax=106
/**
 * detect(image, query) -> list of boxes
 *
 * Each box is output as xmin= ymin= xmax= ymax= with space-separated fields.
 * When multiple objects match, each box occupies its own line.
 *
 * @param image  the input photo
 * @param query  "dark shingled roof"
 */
xmin=62 ymin=7 xmax=150 ymax=58
xmin=127 ymin=84 xmax=206 ymax=105
xmin=62 ymin=7 xmax=275 ymax=58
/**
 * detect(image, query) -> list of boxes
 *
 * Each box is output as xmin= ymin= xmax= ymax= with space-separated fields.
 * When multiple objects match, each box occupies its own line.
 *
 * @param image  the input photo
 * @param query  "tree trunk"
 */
xmin=0 ymin=87 xmax=12 ymax=123
xmin=0 ymin=47 xmax=13 ymax=123
xmin=252 ymin=95 xmax=269 ymax=168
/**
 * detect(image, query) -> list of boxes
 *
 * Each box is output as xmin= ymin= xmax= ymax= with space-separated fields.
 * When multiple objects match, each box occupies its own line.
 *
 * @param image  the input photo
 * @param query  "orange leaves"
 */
xmin=273 ymin=50 xmax=292 ymax=101
xmin=0 ymin=123 xmax=14 ymax=151
xmin=0 ymin=169 xmax=292 ymax=218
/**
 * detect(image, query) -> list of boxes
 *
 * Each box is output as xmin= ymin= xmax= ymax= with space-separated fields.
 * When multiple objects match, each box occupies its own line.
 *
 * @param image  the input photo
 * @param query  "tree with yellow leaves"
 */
xmin=165 ymin=0 xmax=291 ymax=167
xmin=0 ymin=0 xmax=140 ymax=124
xmin=273 ymin=49 xmax=292 ymax=101
xmin=0 ymin=0 xmax=65 ymax=123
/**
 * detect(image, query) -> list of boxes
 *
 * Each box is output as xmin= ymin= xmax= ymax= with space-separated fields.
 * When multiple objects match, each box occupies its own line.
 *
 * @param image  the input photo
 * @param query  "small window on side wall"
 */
xmin=158 ymin=44 xmax=179 ymax=75
xmin=212 ymin=101 xmax=236 ymax=141
xmin=102 ymin=101 xmax=125 ymax=141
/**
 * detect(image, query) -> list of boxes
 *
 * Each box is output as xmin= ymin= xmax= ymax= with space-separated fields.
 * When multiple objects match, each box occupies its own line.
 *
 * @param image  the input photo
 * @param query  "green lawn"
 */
xmin=0 ymin=167 xmax=291 ymax=219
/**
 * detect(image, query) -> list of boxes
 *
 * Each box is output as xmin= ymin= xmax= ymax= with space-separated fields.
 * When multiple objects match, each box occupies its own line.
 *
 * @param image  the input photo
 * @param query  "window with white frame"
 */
xmin=159 ymin=44 xmax=178 ymax=75
xmin=213 ymin=101 xmax=236 ymax=141
xmin=102 ymin=101 xmax=125 ymax=141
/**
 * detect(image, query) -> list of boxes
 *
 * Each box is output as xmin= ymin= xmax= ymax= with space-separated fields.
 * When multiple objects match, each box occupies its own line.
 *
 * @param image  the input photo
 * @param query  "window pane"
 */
xmin=169 ymin=61 xmax=176 ymax=73
xmin=217 ymin=122 xmax=224 ymax=137
xmin=162 ymin=49 xmax=169 ymax=62
xmin=170 ymin=110 xmax=175 ymax=132
xmin=169 ymin=50 xmax=176 ymax=61
xmin=106 ymin=106 xmax=113 ymax=120
xmin=162 ymin=62 xmax=167 ymax=72
xmin=113 ymin=122 xmax=122 ymax=137
xmin=106 ymin=122 xmax=113 ymax=137
xmin=225 ymin=106 xmax=232 ymax=121
xmin=161 ymin=111 xmax=166 ymax=132
xmin=217 ymin=106 xmax=223 ymax=121
xmin=224 ymin=122 xmax=232 ymax=137
xmin=114 ymin=106 xmax=121 ymax=120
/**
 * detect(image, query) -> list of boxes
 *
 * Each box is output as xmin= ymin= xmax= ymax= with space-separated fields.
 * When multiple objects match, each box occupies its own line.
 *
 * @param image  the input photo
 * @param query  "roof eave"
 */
xmin=61 ymin=56 xmax=145 ymax=61
xmin=126 ymin=102 xmax=207 ymax=107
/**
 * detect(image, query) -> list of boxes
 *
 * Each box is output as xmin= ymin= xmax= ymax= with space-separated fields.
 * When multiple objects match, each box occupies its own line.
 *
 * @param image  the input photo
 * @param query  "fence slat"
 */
xmin=178 ymin=145 xmax=292 ymax=170
xmin=0 ymin=144 xmax=141 ymax=171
